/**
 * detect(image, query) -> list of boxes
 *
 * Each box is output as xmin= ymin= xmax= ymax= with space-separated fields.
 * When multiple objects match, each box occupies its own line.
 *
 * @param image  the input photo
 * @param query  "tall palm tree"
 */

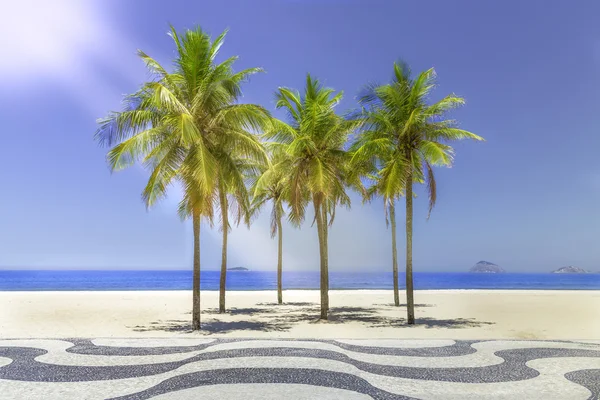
xmin=95 ymin=26 xmax=268 ymax=330
xmin=250 ymin=146 xmax=290 ymax=304
xmin=352 ymin=62 xmax=483 ymax=323
xmin=265 ymin=75 xmax=358 ymax=319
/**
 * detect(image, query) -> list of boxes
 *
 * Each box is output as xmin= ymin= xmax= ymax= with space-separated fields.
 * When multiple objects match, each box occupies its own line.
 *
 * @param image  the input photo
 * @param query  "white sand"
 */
xmin=1 ymin=290 xmax=599 ymax=339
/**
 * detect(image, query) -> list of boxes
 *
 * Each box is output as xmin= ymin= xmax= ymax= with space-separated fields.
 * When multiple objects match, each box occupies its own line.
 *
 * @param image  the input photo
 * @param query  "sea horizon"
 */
xmin=1 ymin=270 xmax=599 ymax=291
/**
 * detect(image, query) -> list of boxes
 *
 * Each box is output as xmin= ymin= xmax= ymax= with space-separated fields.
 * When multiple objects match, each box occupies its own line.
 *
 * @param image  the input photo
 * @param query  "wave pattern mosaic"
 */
xmin=0 ymin=339 xmax=599 ymax=399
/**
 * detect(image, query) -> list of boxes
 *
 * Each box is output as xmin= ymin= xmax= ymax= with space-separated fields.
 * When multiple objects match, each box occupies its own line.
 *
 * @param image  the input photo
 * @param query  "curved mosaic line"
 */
xmin=108 ymin=368 xmax=413 ymax=400
xmin=91 ymin=338 xmax=215 ymax=348
xmin=330 ymin=339 xmax=477 ymax=357
xmin=565 ymin=369 xmax=600 ymax=400
xmin=148 ymin=383 xmax=377 ymax=400
xmin=69 ymin=338 xmax=468 ymax=357
xmin=0 ymin=339 xmax=599 ymax=399
xmin=68 ymin=338 xmax=220 ymax=356
xmin=0 ymin=346 xmax=192 ymax=381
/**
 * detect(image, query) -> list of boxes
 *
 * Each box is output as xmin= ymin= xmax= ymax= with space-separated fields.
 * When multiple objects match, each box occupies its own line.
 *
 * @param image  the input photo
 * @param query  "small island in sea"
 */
xmin=551 ymin=266 xmax=588 ymax=274
xmin=227 ymin=267 xmax=249 ymax=271
xmin=469 ymin=261 xmax=505 ymax=273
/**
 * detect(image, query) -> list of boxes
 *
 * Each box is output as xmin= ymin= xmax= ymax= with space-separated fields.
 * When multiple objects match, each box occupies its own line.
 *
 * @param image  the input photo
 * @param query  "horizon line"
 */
xmin=0 ymin=268 xmax=588 ymax=274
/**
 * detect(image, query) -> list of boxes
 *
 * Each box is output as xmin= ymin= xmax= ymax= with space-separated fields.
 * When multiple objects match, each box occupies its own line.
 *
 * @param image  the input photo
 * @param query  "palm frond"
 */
xmin=420 ymin=140 xmax=454 ymax=166
xmin=425 ymin=161 xmax=437 ymax=219
xmin=141 ymin=145 xmax=185 ymax=208
xmin=106 ymin=127 xmax=166 ymax=171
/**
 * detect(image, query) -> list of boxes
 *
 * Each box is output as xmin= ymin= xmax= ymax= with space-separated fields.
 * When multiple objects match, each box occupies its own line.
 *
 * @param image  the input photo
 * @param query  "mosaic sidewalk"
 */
xmin=0 ymin=338 xmax=599 ymax=399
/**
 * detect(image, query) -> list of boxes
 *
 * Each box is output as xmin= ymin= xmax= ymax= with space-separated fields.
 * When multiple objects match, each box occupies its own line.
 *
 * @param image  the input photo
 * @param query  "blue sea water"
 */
xmin=0 ymin=270 xmax=599 ymax=291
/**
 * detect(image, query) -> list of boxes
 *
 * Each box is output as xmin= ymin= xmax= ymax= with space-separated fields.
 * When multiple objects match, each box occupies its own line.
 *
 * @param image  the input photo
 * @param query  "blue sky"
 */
xmin=1 ymin=0 xmax=599 ymax=272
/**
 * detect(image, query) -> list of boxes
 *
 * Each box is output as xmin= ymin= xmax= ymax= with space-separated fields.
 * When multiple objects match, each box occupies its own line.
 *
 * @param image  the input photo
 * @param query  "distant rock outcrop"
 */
xmin=227 ymin=267 xmax=249 ymax=271
xmin=469 ymin=261 xmax=505 ymax=273
xmin=551 ymin=266 xmax=588 ymax=274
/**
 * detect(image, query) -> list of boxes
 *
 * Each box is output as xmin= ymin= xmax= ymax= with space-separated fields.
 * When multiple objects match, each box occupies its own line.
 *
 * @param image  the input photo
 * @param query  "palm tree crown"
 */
xmin=96 ymin=26 xmax=268 ymax=208
xmin=353 ymin=62 xmax=482 ymax=211
xmin=267 ymin=75 xmax=357 ymax=220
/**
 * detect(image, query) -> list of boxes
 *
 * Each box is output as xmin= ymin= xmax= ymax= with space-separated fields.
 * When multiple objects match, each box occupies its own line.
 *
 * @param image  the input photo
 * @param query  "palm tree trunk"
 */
xmin=390 ymin=201 xmax=400 ymax=307
xmin=219 ymin=189 xmax=228 ymax=314
xmin=405 ymin=171 xmax=415 ymax=324
xmin=192 ymin=211 xmax=201 ymax=330
xmin=321 ymin=204 xmax=329 ymax=301
xmin=275 ymin=216 xmax=283 ymax=304
xmin=313 ymin=197 xmax=328 ymax=320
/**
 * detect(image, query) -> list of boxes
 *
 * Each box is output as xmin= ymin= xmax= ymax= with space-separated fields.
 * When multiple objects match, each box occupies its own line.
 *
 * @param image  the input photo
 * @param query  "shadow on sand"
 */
xmin=373 ymin=317 xmax=495 ymax=329
xmin=131 ymin=302 xmax=494 ymax=334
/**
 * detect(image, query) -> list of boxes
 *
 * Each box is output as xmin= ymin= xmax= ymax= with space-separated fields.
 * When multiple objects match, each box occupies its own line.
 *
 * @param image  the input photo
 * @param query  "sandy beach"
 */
xmin=1 ymin=290 xmax=599 ymax=339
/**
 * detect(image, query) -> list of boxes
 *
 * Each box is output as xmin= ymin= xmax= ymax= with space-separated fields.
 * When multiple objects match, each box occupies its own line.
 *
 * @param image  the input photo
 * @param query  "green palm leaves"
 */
xmin=96 ymin=26 xmax=269 ymax=330
xmin=352 ymin=62 xmax=483 ymax=323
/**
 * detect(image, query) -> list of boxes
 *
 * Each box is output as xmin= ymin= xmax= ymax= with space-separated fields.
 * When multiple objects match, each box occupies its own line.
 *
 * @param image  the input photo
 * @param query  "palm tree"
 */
xmin=265 ymin=75 xmax=358 ymax=319
xmin=95 ymin=26 xmax=268 ymax=330
xmin=250 ymin=146 xmax=289 ymax=304
xmin=352 ymin=62 xmax=483 ymax=323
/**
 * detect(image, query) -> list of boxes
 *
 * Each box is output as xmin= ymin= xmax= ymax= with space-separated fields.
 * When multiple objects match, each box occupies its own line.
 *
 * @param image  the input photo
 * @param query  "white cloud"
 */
xmin=0 ymin=0 xmax=142 ymax=115
xmin=0 ymin=1 xmax=95 ymax=74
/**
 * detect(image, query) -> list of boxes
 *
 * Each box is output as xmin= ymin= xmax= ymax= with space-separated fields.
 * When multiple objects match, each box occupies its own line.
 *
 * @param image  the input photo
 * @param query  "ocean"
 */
xmin=0 ymin=270 xmax=599 ymax=291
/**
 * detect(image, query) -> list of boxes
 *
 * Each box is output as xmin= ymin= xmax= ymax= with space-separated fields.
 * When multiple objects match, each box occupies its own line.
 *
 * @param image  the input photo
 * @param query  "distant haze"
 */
xmin=1 ymin=0 xmax=600 ymax=273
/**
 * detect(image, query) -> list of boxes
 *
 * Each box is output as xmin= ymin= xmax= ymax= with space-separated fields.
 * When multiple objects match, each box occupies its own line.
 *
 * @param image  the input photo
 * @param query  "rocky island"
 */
xmin=227 ymin=267 xmax=249 ymax=271
xmin=551 ymin=266 xmax=588 ymax=274
xmin=469 ymin=261 xmax=505 ymax=273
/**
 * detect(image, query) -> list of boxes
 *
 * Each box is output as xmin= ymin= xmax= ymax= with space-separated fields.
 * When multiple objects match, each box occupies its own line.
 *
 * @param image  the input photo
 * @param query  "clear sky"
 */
xmin=1 ymin=0 xmax=599 ymax=273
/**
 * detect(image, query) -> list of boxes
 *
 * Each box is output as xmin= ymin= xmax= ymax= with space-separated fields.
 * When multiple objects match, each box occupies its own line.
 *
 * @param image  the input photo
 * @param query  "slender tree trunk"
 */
xmin=219 ymin=190 xmax=228 ymax=314
xmin=313 ymin=197 xmax=328 ymax=320
xmin=390 ymin=201 xmax=400 ymax=307
xmin=405 ymin=169 xmax=415 ymax=324
xmin=277 ymin=216 xmax=283 ymax=304
xmin=321 ymin=204 xmax=329 ymax=303
xmin=192 ymin=211 xmax=201 ymax=330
